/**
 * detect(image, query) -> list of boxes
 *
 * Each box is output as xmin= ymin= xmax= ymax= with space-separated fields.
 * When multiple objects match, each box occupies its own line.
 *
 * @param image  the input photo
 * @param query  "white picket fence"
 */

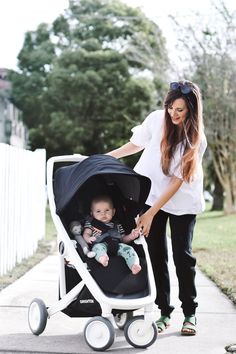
xmin=0 ymin=143 xmax=46 ymax=276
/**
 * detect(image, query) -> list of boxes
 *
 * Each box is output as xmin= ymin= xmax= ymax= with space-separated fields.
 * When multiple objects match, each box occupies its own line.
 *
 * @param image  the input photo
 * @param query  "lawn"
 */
xmin=193 ymin=203 xmax=236 ymax=305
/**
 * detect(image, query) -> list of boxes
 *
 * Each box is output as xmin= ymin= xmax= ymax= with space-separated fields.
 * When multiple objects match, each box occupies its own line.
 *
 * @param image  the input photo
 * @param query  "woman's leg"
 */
xmin=144 ymin=207 xmax=174 ymax=317
xmin=169 ymin=214 xmax=198 ymax=316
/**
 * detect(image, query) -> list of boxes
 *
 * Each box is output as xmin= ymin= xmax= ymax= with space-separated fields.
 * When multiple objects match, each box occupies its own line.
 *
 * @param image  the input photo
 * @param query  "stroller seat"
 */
xmin=87 ymin=252 xmax=148 ymax=295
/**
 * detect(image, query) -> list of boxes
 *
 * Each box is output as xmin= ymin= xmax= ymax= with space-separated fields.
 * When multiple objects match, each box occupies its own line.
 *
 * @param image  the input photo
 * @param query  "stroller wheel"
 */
xmin=124 ymin=315 xmax=157 ymax=348
xmin=28 ymin=298 xmax=48 ymax=335
xmin=84 ymin=316 xmax=115 ymax=351
xmin=114 ymin=311 xmax=133 ymax=330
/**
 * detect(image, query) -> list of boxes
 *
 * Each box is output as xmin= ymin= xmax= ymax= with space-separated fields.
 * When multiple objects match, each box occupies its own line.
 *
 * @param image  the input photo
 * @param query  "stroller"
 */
xmin=28 ymin=154 xmax=158 ymax=351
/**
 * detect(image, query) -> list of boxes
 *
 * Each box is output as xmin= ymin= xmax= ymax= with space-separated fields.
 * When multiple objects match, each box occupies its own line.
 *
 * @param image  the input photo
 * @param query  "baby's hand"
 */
xmin=130 ymin=228 xmax=141 ymax=240
xmin=88 ymin=236 xmax=96 ymax=244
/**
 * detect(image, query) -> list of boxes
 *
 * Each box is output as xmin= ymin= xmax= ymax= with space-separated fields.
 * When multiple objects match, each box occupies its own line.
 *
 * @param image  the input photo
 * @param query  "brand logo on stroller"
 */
xmin=79 ymin=299 xmax=94 ymax=304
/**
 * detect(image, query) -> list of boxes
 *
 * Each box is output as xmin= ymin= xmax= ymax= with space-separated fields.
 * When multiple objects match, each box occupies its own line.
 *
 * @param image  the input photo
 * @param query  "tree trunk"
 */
xmin=212 ymin=153 xmax=236 ymax=214
xmin=224 ymin=181 xmax=236 ymax=214
xmin=211 ymin=174 xmax=224 ymax=211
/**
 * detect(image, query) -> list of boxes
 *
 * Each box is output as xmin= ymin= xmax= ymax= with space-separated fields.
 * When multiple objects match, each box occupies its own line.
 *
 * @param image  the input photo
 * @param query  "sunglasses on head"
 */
xmin=170 ymin=82 xmax=192 ymax=94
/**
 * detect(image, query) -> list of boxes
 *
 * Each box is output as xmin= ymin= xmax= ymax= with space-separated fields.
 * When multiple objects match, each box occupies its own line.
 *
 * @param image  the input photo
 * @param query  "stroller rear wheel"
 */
xmin=114 ymin=311 xmax=133 ymax=330
xmin=124 ymin=315 xmax=157 ymax=348
xmin=28 ymin=298 xmax=48 ymax=335
xmin=84 ymin=316 xmax=115 ymax=351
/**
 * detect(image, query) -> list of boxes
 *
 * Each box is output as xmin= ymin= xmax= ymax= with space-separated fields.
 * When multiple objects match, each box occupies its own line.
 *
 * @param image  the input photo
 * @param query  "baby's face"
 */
xmin=91 ymin=201 xmax=115 ymax=223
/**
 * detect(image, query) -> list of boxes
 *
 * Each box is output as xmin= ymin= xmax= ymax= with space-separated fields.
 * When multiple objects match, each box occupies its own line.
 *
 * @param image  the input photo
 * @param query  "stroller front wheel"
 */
xmin=28 ymin=298 xmax=48 ymax=335
xmin=124 ymin=315 xmax=157 ymax=348
xmin=84 ymin=316 xmax=115 ymax=351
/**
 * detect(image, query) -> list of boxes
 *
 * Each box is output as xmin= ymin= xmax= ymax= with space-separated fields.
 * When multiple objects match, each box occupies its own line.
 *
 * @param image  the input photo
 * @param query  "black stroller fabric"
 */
xmin=54 ymin=154 xmax=151 ymax=217
xmin=53 ymin=155 xmax=151 ymax=317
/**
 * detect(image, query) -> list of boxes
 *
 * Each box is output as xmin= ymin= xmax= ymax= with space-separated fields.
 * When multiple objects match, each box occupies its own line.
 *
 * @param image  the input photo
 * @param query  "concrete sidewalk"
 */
xmin=0 ymin=247 xmax=236 ymax=354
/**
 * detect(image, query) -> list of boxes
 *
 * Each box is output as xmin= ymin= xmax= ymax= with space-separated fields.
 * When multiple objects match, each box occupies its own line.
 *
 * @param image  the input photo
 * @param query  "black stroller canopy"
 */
xmin=54 ymin=154 xmax=151 ymax=216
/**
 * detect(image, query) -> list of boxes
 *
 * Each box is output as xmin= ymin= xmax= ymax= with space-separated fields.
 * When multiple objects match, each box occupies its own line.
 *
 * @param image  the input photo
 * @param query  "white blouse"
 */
xmin=130 ymin=110 xmax=207 ymax=215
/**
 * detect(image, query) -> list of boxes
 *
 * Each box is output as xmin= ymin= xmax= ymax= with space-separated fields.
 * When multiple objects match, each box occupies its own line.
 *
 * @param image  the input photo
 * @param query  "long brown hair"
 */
xmin=160 ymin=80 xmax=204 ymax=183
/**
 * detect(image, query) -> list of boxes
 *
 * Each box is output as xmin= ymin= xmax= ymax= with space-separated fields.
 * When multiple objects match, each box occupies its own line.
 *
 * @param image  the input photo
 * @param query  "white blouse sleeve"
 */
xmin=198 ymin=133 xmax=207 ymax=162
xmin=130 ymin=110 xmax=163 ymax=148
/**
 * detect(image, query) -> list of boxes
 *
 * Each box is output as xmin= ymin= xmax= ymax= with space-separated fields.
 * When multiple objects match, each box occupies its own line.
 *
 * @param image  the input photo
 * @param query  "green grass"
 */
xmin=0 ymin=206 xmax=57 ymax=291
xmin=193 ymin=203 xmax=236 ymax=304
xmin=45 ymin=205 xmax=57 ymax=242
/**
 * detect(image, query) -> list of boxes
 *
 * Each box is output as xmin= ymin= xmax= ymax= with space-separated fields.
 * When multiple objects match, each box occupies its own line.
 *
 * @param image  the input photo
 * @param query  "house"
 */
xmin=0 ymin=68 xmax=28 ymax=148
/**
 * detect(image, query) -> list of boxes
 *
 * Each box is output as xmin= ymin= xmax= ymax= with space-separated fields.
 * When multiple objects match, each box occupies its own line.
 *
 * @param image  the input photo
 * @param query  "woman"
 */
xmin=107 ymin=80 xmax=207 ymax=335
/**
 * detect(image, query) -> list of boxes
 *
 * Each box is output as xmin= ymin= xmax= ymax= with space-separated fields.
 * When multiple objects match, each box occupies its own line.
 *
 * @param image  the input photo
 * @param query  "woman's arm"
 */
xmin=106 ymin=142 xmax=143 ymax=159
xmin=137 ymin=176 xmax=183 ymax=236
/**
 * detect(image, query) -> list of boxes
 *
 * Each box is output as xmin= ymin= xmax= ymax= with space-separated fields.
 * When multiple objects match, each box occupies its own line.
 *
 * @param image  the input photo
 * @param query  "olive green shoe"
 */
xmin=155 ymin=315 xmax=170 ymax=333
xmin=181 ymin=315 xmax=197 ymax=336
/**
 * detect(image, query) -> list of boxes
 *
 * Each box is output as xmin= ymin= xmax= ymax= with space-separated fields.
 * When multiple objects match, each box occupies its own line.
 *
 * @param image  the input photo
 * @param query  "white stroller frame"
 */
xmin=28 ymin=154 xmax=158 ymax=351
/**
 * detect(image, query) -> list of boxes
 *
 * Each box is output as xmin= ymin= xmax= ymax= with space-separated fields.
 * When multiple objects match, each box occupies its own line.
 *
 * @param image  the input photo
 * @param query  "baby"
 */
xmin=82 ymin=195 xmax=141 ymax=275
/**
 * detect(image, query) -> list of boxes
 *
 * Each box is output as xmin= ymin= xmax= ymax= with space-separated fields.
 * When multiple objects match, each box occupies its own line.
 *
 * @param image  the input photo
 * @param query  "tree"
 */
xmin=9 ymin=0 xmax=169 ymax=158
xmin=171 ymin=1 xmax=236 ymax=214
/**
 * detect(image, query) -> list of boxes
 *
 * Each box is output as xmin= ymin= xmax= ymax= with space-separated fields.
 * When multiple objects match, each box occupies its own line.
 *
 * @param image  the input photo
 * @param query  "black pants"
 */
xmin=144 ymin=207 xmax=198 ymax=317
